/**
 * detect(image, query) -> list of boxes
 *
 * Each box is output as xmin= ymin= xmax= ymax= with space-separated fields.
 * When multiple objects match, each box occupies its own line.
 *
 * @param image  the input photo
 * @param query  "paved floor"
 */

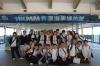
xmin=0 ymin=43 xmax=100 ymax=66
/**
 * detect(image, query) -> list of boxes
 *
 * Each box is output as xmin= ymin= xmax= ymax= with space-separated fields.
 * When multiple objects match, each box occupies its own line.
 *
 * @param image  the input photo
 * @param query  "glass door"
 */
xmin=0 ymin=27 xmax=4 ymax=44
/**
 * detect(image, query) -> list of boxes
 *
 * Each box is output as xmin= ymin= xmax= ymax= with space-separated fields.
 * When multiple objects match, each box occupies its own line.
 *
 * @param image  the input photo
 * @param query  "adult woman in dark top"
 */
xmin=19 ymin=30 xmax=28 ymax=57
xmin=9 ymin=32 xmax=23 ymax=60
xmin=27 ymin=31 xmax=36 ymax=43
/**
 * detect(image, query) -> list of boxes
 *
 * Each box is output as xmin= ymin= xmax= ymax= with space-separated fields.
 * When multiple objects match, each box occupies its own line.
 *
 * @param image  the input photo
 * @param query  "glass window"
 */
xmin=93 ymin=27 xmax=100 ymax=35
xmin=14 ymin=29 xmax=16 ymax=32
xmin=78 ymin=29 xmax=82 ymax=35
xmin=6 ymin=28 xmax=15 ymax=36
xmin=0 ymin=27 xmax=4 ymax=36
xmin=0 ymin=27 xmax=4 ymax=43
xmin=83 ymin=28 xmax=92 ymax=35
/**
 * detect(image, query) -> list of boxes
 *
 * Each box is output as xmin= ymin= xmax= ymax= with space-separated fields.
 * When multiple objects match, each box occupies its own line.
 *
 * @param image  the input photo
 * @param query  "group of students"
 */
xmin=9 ymin=29 xmax=93 ymax=66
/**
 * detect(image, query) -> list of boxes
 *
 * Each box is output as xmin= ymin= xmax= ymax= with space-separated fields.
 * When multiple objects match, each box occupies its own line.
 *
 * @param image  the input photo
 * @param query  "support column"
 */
xmin=92 ymin=25 xmax=94 ymax=42
xmin=75 ymin=23 xmax=79 ymax=33
xmin=81 ymin=23 xmax=83 ymax=35
xmin=72 ymin=23 xmax=74 ymax=30
xmin=80 ymin=23 xmax=85 ymax=40
xmin=4 ymin=26 xmax=6 ymax=44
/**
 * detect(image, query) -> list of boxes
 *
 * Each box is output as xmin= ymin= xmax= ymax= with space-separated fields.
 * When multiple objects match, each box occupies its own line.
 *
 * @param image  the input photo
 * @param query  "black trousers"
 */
xmin=53 ymin=60 xmax=58 ymax=65
xmin=31 ymin=56 xmax=39 ymax=64
xmin=11 ymin=47 xmax=21 ymax=58
xmin=59 ymin=57 xmax=68 ymax=66
xmin=25 ymin=53 xmax=31 ymax=62
xmin=68 ymin=56 xmax=74 ymax=64
xmin=26 ymin=55 xmax=40 ymax=64
xmin=46 ymin=56 xmax=53 ymax=64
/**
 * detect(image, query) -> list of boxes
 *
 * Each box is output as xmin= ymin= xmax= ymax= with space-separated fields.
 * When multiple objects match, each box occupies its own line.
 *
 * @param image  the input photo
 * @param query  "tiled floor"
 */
xmin=0 ymin=43 xmax=100 ymax=66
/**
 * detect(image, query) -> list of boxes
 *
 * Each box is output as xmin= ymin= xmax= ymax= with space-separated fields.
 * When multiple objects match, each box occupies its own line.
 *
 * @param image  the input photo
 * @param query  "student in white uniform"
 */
xmin=76 ymin=41 xmax=83 ymax=57
xmin=61 ymin=30 xmax=67 ymax=43
xmin=29 ymin=44 xmax=39 ymax=65
xmin=45 ymin=44 xmax=53 ymax=64
xmin=38 ymin=31 xmax=46 ymax=47
xmin=68 ymin=39 xmax=77 ymax=64
xmin=52 ymin=31 xmax=59 ymax=45
xmin=82 ymin=40 xmax=92 ymax=63
xmin=59 ymin=42 xmax=68 ymax=66
xmin=66 ymin=31 xmax=73 ymax=47
xmin=76 ymin=41 xmax=84 ymax=62
xmin=37 ymin=44 xmax=45 ymax=64
xmin=51 ymin=44 xmax=58 ymax=64
xmin=19 ymin=30 xmax=28 ymax=57
xmin=25 ymin=43 xmax=34 ymax=65
xmin=46 ymin=31 xmax=52 ymax=45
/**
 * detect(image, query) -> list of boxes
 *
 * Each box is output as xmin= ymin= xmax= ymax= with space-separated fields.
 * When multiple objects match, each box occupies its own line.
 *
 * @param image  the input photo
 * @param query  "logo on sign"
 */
xmin=1 ymin=15 xmax=8 ymax=20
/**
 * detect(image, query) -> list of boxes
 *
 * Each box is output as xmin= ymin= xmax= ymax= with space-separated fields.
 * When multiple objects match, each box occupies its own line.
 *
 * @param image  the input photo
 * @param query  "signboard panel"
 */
xmin=0 ymin=14 xmax=99 ymax=23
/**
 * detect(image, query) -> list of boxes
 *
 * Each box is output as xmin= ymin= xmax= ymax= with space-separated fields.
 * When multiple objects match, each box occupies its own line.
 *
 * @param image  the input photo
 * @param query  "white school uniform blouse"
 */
xmin=61 ymin=34 xmax=66 ymax=42
xmin=82 ymin=45 xmax=91 ymax=59
xmin=31 ymin=34 xmax=35 ymax=38
xmin=40 ymin=35 xmax=44 ymax=44
xmin=43 ymin=49 xmax=46 ymax=54
xmin=59 ymin=47 xmax=68 ymax=60
xmin=53 ymin=35 xmax=57 ymax=44
xmin=46 ymin=35 xmax=51 ymax=44
xmin=11 ymin=37 xmax=16 ymax=47
xmin=69 ymin=45 xmax=76 ymax=57
xmin=43 ymin=49 xmax=51 ymax=55
xmin=51 ymin=49 xmax=58 ymax=62
xmin=33 ymin=50 xmax=38 ymax=56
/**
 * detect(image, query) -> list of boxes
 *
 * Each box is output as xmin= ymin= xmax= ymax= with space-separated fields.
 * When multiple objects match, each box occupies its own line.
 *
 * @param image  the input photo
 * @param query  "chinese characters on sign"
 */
xmin=0 ymin=14 xmax=98 ymax=23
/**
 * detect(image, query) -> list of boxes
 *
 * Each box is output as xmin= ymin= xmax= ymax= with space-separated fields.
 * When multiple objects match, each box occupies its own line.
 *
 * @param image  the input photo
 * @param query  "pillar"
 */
xmin=72 ymin=23 xmax=74 ymax=30
xmin=75 ymin=23 xmax=79 ymax=33
xmin=92 ymin=25 xmax=94 ymax=42
xmin=80 ymin=23 xmax=83 ymax=35
xmin=4 ymin=26 xmax=6 ymax=44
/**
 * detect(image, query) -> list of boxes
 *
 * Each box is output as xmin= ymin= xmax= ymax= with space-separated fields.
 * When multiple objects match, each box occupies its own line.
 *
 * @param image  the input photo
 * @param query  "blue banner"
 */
xmin=0 ymin=14 xmax=99 ymax=23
